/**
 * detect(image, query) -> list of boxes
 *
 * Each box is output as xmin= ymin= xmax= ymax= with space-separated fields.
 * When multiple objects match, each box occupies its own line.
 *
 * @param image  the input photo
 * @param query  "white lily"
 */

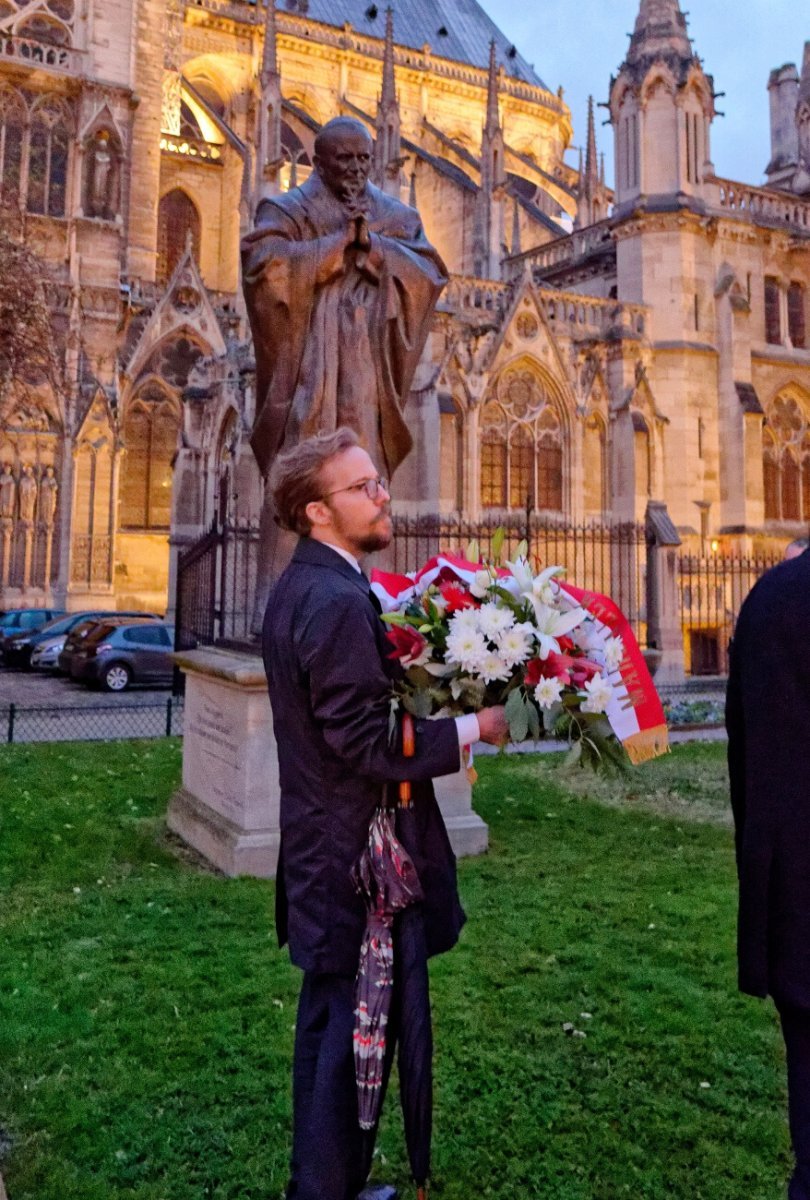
xmin=533 ymin=600 xmax=588 ymax=659
xmin=532 ymin=565 xmax=565 ymax=606
xmin=469 ymin=568 xmax=494 ymax=599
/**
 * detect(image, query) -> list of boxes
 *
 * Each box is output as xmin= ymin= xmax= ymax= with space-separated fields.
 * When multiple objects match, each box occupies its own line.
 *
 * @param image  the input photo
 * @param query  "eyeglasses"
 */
xmin=322 ymin=476 xmax=389 ymax=502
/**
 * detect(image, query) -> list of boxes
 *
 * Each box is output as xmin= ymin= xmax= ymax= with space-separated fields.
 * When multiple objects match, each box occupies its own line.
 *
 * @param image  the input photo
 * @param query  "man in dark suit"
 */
xmin=726 ymin=542 xmax=810 ymax=1199
xmin=262 ymin=427 xmax=508 ymax=1200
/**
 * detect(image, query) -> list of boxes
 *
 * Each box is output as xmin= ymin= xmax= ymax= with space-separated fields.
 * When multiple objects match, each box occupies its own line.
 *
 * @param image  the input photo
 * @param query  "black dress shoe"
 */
xmin=357 ymin=1185 xmax=398 ymax=1200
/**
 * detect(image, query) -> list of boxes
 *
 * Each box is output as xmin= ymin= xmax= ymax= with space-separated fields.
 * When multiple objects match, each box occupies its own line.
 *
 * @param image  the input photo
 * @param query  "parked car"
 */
xmin=0 ymin=608 xmax=64 ymax=653
xmin=57 ymin=613 xmax=161 ymax=676
xmin=3 ymin=610 xmax=153 ymax=669
xmin=70 ymin=620 xmax=176 ymax=691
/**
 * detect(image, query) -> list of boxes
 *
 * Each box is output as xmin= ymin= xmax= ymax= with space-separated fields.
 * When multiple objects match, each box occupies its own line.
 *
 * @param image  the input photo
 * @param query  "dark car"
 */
xmin=70 ymin=620 xmax=176 ymax=691
xmin=0 ymin=608 xmax=64 ymax=653
xmin=57 ymin=613 xmax=161 ymax=676
xmin=2 ymin=609 xmax=150 ymax=669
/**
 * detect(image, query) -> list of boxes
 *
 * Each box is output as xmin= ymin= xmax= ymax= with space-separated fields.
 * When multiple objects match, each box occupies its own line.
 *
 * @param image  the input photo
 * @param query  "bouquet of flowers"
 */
xmin=371 ymin=542 xmax=668 ymax=771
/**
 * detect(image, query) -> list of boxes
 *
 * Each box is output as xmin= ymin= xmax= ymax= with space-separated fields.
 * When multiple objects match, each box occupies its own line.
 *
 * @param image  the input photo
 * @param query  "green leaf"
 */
xmin=403 ymin=688 xmax=433 ymax=719
xmin=526 ymin=700 xmax=541 ymax=741
xmin=562 ymin=739 xmax=583 ymax=770
xmin=505 ymin=687 xmax=530 ymax=742
xmin=381 ymin=612 xmax=409 ymax=626
xmin=491 ymin=526 xmax=506 ymax=564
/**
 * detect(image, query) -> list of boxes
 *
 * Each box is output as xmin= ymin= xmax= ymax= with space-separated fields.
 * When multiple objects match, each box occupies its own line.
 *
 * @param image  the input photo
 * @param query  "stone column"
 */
xmin=644 ymin=500 xmax=685 ymax=684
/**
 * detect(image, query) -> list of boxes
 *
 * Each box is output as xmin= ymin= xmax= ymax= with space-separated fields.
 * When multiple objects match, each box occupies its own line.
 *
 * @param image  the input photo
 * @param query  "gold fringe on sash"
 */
xmin=622 ymin=724 xmax=670 ymax=765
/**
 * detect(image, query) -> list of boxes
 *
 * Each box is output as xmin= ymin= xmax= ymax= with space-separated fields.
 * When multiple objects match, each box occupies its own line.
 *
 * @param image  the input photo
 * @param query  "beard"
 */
xmin=355 ymin=509 xmax=393 ymax=554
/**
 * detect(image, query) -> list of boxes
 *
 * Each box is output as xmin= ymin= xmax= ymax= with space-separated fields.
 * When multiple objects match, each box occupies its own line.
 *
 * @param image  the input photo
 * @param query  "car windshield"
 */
xmin=34 ymin=613 xmax=80 ymax=636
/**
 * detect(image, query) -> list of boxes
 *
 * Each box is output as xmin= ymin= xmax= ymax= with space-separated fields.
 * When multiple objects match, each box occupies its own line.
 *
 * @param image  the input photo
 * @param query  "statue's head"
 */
xmin=313 ymin=118 xmax=373 ymax=203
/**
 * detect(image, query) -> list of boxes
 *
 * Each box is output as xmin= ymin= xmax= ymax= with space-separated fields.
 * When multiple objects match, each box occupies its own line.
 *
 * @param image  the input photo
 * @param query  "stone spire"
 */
xmin=372 ymin=7 xmax=404 ymax=197
xmin=584 ymin=95 xmax=599 ymax=192
xmin=261 ymin=0 xmax=278 ymax=83
xmin=485 ymin=38 xmax=501 ymax=139
xmin=161 ymin=0 xmax=184 ymax=136
xmin=576 ymin=96 xmax=609 ymax=228
xmin=474 ymin=39 xmax=506 ymax=278
xmin=255 ymin=0 xmax=284 ymax=205
xmin=627 ymin=0 xmax=692 ymax=68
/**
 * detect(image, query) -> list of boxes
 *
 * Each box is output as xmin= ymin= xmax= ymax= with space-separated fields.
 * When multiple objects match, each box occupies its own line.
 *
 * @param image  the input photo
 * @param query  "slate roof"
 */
xmin=280 ymin=0 xmax=547 ymax=90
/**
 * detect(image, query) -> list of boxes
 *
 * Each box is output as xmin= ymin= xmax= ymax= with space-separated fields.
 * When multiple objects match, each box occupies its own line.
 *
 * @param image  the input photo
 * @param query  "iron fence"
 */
xmin=175 ymin=521 xmax=260 ymax=656
xmin=389 ymin=513 xmax=648 ymax=640
xmin=1 ymin=697 xmax=184 ymax=744
xmin=678 ymin=553 xmax=780 ymax=675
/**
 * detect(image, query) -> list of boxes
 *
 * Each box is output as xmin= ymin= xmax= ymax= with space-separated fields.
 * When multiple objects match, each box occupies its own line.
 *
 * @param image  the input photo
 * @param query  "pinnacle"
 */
xmin=800 ymin=41 xmax=810 ymax=106
xmin=628 ymin=0 xmax=692 ymax=65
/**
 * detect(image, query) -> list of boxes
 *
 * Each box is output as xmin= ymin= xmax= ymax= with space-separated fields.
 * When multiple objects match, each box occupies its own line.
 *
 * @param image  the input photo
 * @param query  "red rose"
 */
xmin=438 ymin=581 xmax=479 ymax=613
xmin=386 ymin=624 xmax=429 ymax=667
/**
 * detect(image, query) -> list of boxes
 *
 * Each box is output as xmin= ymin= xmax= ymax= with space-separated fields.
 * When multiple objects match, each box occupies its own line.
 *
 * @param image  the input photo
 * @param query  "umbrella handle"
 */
xmin=399 ymin=711 xmax=415 ymax=808
xmin=416 ymin=1188 xmax=428 ymax=1200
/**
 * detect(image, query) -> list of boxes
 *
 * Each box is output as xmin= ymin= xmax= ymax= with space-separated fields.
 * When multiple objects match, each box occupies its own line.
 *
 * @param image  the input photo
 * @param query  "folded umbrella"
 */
xmin=352 ymin=802 xmax=423 ymax=1131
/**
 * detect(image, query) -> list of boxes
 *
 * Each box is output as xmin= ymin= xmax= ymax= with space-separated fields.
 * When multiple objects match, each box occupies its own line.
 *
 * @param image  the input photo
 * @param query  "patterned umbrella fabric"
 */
xmin=352 ymin=803 xmax=423 ymax=1132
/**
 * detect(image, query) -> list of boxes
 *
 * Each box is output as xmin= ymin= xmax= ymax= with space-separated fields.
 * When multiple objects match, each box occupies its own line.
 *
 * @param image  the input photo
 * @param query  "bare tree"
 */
xmin=0 ymin=217 xmax=61 ymax=414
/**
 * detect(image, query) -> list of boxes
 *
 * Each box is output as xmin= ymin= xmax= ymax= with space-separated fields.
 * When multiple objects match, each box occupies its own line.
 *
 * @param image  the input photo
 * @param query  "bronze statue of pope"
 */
xmin=241 ymin=116 xmax=447 ymax=619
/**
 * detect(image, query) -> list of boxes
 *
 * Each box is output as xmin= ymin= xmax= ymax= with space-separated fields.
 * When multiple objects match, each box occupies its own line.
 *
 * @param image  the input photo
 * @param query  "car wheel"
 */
xmin=102 ymin=662 xmax=131 ymax=692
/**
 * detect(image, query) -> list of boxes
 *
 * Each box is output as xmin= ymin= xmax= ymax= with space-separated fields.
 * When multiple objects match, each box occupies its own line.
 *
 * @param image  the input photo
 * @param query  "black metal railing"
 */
xmin=677 ymin=553 xmax=780 ymax=675
xmin=388 ymin=513 xmax=648 ymax=640
xmin=2 ymin=697 xmax=184 ymax=745
xmin=175 ymin=521 xmax=261 ymax=664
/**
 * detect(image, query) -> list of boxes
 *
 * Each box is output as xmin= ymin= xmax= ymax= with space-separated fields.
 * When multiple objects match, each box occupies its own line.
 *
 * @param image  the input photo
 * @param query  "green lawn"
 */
xmin=0 ymin=740 xmax=790 ymax=1200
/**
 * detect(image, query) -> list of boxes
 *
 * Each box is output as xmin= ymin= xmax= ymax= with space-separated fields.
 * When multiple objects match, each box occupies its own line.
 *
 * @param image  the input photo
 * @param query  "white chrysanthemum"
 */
xmin=495 ymin=622 xmax=534 ymax=667
xmin=448 ymin=606 xmax=481 ymax=634
xmin=469 ymin=568 xmax=493 ymax=599
xmin=475 ymin=651 xmax=513 ymax=684
xmin=603 ymin=635 xmax=624 ymax=673
xmin=580 ymin=673 xmax=614 ymax=714
xmin=445 ymin=627 xmax=488 ymax=673
xmin=534 ymin=676 xmax=564 ymax=710
xmin=476 ymin=602 xmax=514 ymax=640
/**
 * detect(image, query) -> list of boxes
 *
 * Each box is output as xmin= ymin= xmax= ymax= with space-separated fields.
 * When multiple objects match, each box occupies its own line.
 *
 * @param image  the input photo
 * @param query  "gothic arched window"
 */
xmin=156 ymin=189 xmax=201 ymax=284
xmin=763 ymin=394 xmax=810 ymax=522
xmin=479 ymin=366 xmax=566 ymax=513
xmin=27 ymin=98 xmax=71 ymax=217
xmin=120 ymin=386 xmax=180 ymax=530
xmin=0 ymin=89 xmax=25 ymax=207
xmin=763 ymin=428 xmax=780 ymax=520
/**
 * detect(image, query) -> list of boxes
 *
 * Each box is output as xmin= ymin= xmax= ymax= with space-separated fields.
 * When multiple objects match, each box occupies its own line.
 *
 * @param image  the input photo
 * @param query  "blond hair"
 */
xmin=270 ymin=428 xmax=360 ymax=535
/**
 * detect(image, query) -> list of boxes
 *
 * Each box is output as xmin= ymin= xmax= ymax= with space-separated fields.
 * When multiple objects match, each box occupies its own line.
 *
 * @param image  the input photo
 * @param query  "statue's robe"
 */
xmin=241 ymin=173 xmax=447 ymax=480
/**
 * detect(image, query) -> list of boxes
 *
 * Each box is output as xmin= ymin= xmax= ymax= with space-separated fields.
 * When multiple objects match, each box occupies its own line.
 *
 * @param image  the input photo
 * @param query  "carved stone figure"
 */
xmin=86 ymin=130 xmax=119 ymax=220
xmin=0 ymin=463 xmax=15 ymax=519
xmin=18 ymin=464 xmax=37 ymax=522
xmin=241 ymin=116 xmax=447 ymax=616
xmin=39 ymin=465 xmax=58 ymax=526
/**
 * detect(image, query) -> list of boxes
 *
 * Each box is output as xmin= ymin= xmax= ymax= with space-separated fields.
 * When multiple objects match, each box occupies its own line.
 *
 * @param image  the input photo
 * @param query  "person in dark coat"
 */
xmin=262 ymin=427 xmax=508 ymax=1200
xmin=726 ymin=542 xmax=810 ymax=1199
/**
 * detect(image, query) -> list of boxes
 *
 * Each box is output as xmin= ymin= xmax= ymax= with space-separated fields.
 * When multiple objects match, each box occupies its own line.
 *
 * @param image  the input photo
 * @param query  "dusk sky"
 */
xmin=479 ymin=0 xmax=805 ymax=189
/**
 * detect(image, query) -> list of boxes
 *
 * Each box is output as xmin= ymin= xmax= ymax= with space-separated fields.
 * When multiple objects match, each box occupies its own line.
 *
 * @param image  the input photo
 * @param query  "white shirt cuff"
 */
xmin=455 ymin=713 xmax=480 ymax=747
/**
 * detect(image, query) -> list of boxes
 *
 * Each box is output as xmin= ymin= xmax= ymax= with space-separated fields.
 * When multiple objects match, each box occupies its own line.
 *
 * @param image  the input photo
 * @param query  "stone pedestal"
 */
xmin=171 ymin=647 xmax=488 ymax=878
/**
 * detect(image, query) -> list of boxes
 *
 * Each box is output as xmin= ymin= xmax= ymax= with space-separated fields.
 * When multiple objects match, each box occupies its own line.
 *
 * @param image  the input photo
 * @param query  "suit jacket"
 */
xmin=263 ymin=537 xmax=466 ymax=975
xmin=726 ymin=548 xmax=810 ymax=1006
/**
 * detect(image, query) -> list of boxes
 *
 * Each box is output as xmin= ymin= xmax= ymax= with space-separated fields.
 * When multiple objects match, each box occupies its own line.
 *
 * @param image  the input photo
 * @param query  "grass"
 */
xmin=0 ymin=739 xmax=790 ymax=1199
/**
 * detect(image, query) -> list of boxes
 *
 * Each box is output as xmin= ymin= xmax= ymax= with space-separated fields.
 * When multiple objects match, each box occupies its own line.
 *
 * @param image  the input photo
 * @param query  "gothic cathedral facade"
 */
xmin=0 ymin=0 xmax=809 ymax=618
